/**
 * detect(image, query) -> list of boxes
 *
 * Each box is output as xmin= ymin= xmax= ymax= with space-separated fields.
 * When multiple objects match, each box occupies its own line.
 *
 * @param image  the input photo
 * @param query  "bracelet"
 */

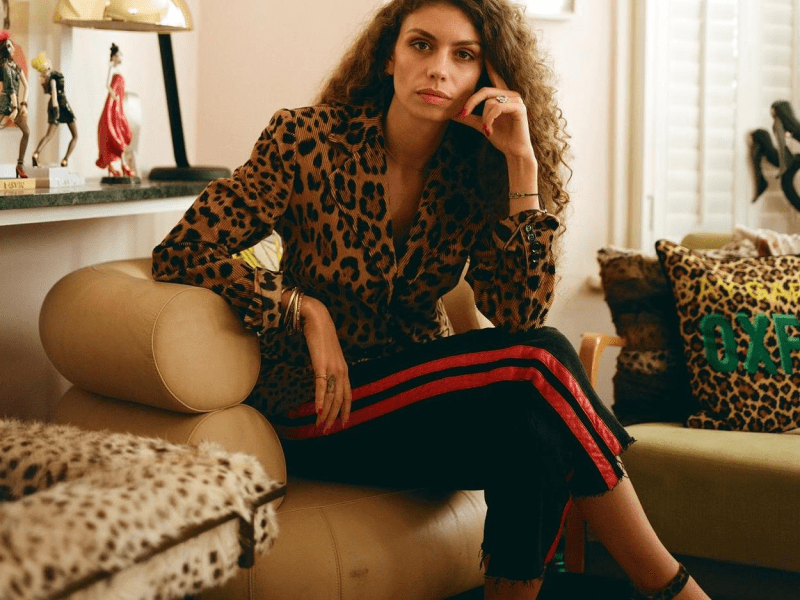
xmin=293 ymin=291 xmax=304 ymax=334
xmin=282 ymin=287 xmax=299 ymax=334
xmin=509 ymin=192 xmax=539 ymax=199
xmin=282 ymin=287 xmax=306 ymax=335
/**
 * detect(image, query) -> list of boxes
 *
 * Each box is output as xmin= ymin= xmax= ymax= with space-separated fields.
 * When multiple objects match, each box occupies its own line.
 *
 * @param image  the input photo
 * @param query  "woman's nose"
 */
xmin=427 ymin=52 xmax=449 ymax=80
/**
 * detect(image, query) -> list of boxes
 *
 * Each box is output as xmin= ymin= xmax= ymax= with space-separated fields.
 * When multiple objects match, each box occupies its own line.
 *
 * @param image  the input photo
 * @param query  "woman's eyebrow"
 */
xmin=404 ymin=27 xmax=481 ymax=47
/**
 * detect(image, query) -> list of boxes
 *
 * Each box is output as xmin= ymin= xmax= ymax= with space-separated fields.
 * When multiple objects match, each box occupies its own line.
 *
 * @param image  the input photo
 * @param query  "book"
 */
xmin=0 ymin=178 xmax=37 ymax=190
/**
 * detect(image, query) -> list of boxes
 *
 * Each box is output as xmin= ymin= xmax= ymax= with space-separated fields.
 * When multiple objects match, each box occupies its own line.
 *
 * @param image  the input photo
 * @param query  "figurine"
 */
xmin=0 ymin=30 xmax=29 ymax=178
xmin=96 ymin=43 xmax=134 ymax=179
xmin=30 ymin=52 xmax=77 ymax=168
xmin=2 ymin=0 xmax=9 ymax=30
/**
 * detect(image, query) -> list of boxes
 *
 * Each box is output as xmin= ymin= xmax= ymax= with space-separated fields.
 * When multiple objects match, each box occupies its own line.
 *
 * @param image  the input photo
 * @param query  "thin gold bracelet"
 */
xmin=292 ymin=291 xmax=304 ymax=334
xmin=283 ymin=287 xmax=299 ymax=334
xmin=509 ymin=192 xmax=540 ymax=199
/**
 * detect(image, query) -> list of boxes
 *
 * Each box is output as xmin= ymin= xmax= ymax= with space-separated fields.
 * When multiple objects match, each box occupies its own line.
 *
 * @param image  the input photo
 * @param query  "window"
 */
xmin=627 ymin=0 xmax=800 ymax=250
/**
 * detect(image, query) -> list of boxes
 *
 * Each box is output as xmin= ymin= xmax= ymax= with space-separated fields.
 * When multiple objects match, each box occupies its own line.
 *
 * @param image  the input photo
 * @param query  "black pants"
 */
xmin=273 ymin=327 xmax=634 ymax=582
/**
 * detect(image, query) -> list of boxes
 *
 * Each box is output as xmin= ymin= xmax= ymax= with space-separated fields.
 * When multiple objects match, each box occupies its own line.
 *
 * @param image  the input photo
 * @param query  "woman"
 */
xmin=30 ymin=52 xmax=78 ymax=168
xmin=96 ymin=43 xmax=134 ymax=178
xmin=0 ymin=30 xmax=29 ymax=178
xmin=153 ymin=1 xmax=711 ymax=598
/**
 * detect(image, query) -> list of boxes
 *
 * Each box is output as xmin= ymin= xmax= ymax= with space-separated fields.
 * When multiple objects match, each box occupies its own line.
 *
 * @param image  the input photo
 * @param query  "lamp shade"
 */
xmin=53 ymin=0 xmax=192 ymax=32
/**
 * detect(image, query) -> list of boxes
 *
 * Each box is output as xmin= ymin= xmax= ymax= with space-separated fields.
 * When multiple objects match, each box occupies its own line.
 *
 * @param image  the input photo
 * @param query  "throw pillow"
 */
xmin=655 ymin=239 xmax=800 ymax=432
xmin=597 ymin=247 xmax=696 ymax=425
xmin=734 ymin=224 xmax=800 ymax=257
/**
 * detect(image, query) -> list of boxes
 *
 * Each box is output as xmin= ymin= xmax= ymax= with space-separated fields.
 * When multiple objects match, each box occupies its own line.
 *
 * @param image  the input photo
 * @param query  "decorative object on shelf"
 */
xmin=750 ymin=99 xmax=800 ymax=211
xmin=0 ymin=30 xmax=29 ymax=178
xmin=96 ymin=43 xmax=139 ymax=184
xmin=1 ymin=0 xmax=8 ymax=30
xmin=30 ymin=51 xmax=78 ymax=169
xmin=53 ymin=0 xmax=231 ymax=183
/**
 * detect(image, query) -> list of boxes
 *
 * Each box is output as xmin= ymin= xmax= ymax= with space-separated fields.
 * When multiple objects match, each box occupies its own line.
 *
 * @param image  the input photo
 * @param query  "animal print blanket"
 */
xmin=0 ymin=419 xmax=283 ymax=600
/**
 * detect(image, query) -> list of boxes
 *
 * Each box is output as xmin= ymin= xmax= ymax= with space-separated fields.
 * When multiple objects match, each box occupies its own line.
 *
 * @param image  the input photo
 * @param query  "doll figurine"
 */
xmin=96 ymin=43 xmax=134 ymax=178
xmin=0 ymin=30 xmax=29 ymax=178
xmin=30 ymin=52 xmax=77 ymax=168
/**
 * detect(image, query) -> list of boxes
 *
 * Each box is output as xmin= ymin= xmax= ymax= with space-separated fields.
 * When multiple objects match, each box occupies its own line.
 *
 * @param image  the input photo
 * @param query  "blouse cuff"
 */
xmin=493 ymin=209 xmax=560 ymax=250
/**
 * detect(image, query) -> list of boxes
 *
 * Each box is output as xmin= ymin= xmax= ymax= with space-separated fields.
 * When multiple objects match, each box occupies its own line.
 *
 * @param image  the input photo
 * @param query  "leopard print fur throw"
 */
xmin=0 ymin=419 xmax=283 ymax=600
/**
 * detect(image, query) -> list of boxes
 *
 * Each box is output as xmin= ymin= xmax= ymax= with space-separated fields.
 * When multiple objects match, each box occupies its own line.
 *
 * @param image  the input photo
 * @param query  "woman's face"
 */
xmin=112 ymin=51 xmax=122 ymax=65
xmin=3 ymin=39 xmax=13 ymax=56
xmin=386 ymin=2 xmax=483 ymax=122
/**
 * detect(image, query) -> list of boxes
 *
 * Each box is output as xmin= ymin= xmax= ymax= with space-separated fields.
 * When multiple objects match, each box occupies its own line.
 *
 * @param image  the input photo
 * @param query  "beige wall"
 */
xmin=0 ymin=0 xmax=617 ymax=421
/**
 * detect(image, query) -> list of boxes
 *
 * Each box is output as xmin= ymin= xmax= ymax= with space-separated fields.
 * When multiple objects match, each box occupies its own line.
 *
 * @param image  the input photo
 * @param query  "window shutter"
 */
xmin=636 ymin=0 xmax=800 ymax=249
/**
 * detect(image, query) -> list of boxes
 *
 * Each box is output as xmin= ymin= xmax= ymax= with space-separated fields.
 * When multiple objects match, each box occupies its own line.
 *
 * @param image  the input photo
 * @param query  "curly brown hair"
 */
xmin=316 ymin=0 xmax=571 ymax=216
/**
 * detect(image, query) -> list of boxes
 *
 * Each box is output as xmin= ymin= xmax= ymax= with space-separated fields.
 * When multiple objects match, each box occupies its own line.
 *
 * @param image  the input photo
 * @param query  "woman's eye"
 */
xmin=457 ymin=50 xmax=476 ymax=61
xmin=411 ymin=40 xmax=431 ymax=51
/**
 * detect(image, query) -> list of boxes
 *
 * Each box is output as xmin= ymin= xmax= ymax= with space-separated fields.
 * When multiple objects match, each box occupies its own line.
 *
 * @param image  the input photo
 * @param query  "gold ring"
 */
xmin=326 ymin=375 xmax=336 ymax=393
xmin=496 ymin=95 xmax=510 ymax=103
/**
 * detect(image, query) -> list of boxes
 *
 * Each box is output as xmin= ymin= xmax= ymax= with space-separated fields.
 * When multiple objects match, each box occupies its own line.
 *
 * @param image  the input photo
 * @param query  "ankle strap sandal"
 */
xmin=631 ymin=563 xmax=690 ymax=600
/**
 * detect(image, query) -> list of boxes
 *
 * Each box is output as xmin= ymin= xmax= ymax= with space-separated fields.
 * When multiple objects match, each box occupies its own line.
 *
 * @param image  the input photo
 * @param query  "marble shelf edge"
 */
xmin=0 ymin=180 xmax=208 ymax=226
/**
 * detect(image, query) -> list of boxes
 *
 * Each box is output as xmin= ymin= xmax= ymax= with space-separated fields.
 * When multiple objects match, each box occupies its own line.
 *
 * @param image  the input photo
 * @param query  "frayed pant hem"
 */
xmin=480 ymin=550 xmax=548 ymax=587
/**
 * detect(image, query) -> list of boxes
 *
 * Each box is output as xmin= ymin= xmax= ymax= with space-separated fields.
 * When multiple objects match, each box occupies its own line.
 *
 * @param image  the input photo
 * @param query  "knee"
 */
xmin=519 ymin=326 xmax=577 ymax=363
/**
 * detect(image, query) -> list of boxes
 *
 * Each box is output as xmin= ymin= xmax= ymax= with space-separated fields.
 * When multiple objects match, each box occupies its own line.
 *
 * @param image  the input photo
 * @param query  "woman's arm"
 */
xmin=49 ymin=77 xmax=57 ymax=108
xmin=466 ymin=209 xmax=559 ymax=331
xmin=456 ymin=62 xmax=558 ymax=330
xmin=152 ymin=109 xmax=298 ymax=337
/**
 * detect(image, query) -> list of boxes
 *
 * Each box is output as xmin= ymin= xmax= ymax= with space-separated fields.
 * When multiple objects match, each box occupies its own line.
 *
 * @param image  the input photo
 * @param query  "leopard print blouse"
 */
xmin=153 ymin=103 xmax=560 ymax=417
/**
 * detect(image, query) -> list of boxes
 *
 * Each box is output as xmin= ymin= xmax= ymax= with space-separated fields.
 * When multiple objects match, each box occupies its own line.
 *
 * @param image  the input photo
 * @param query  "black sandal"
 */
xmin=631 ymin=563 xmax=691 ymax=600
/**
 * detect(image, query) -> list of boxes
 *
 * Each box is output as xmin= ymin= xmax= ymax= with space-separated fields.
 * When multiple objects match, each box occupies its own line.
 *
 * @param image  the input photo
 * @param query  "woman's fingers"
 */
xmin=341 ymin=377 xmax=353 ymax=426
xmin=485 ymin=60 xmax=509 ymax=91
xmin=458 ymin=86 xmax=520 ymax=120
xmin=314 ymin=375 xmax=329 ymax=423
xmin=315 ymin=369 xmax=352 ymax=433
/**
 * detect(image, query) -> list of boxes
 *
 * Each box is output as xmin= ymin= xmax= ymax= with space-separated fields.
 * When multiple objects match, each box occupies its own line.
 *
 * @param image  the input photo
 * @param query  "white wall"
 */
xmin=0 ymin=0 xmax=619 ymax=422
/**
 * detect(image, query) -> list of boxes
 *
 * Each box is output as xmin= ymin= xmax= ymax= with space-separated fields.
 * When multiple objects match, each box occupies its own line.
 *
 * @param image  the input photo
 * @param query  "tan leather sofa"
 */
xmin=39 ymin=259 xmax=488 ymax=600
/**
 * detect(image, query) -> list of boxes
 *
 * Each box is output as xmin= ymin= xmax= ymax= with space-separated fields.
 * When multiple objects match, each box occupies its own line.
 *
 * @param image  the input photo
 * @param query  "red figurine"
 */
xmin=96 ymin=43 xmax=134 ymax=179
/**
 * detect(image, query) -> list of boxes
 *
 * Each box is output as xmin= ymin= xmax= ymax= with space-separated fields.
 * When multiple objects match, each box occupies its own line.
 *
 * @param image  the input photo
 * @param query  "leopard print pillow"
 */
xmin=656 ymin=240 xmax=800 ymax=432
xmin=597 ymin=247 xmax=695 ymax=425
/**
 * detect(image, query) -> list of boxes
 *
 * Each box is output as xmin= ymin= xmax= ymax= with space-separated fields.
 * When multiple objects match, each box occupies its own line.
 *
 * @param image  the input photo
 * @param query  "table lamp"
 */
xmin=53 ymin=0 xmax=231 ymax=182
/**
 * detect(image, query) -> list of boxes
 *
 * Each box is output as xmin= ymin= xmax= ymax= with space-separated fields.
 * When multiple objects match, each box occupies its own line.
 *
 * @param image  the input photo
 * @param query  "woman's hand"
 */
xmin=294 ymin=293 xmax=353 ymax=433
xmin=454 ymin=61 xmax=537 ymax=164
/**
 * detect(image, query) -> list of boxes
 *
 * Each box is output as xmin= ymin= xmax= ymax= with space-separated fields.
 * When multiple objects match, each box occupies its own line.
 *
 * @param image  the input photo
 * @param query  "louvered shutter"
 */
xmin=636 ymin=0 xmax=800 ymax=249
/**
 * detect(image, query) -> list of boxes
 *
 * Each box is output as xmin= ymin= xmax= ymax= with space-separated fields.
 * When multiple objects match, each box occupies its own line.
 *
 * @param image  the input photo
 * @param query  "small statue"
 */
xmin=0 ymin=30 xmax=29 ymax=178
xmin=96 ymin=43 xmax=135 ymax=179
xmin=750 ymin=100 xmax=800 ymax=212
xmin=30 ymin=52 xmax=77 ymax=168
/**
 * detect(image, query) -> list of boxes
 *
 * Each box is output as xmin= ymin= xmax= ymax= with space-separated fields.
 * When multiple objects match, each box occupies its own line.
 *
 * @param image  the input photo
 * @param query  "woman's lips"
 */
xmin=418 ymin=89 xmax=450 ymax=105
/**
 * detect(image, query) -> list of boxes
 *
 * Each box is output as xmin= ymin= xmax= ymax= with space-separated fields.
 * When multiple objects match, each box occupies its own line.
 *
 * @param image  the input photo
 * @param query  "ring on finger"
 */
xmin=496 ymin=95 xmax=510 ymax=104
xmin=326 ymin=375 xmax=336 ymax=394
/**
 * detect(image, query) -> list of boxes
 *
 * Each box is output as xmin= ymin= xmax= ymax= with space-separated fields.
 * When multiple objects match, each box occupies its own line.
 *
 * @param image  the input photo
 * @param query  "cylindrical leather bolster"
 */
xmin=40 ymin=259 xmax=260 ymax=413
